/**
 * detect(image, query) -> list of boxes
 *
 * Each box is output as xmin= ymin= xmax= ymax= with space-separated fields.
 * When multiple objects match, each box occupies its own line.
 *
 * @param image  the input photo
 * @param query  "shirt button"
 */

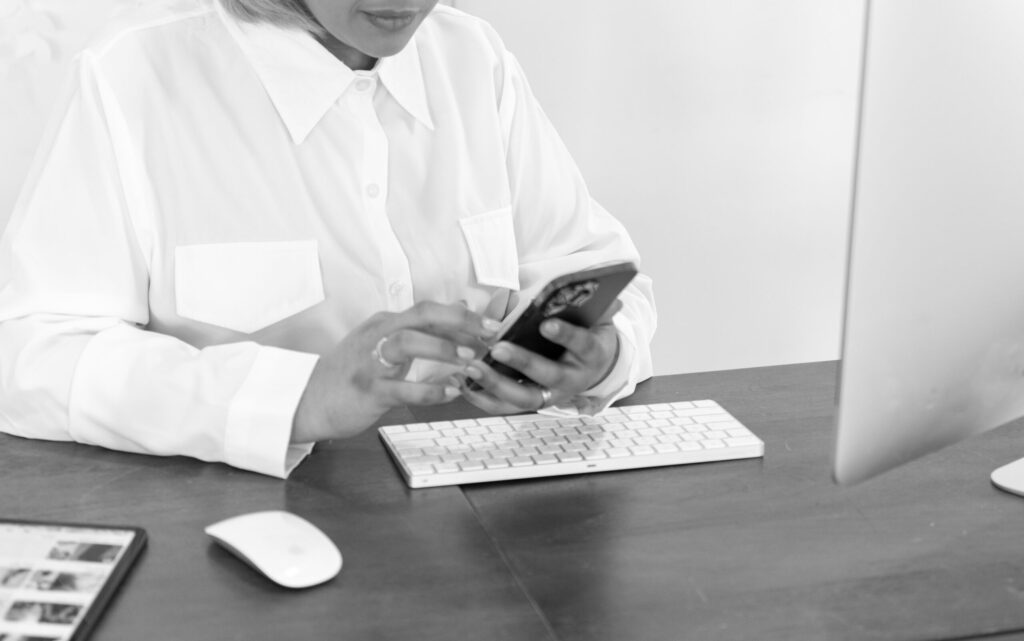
xmin=366 ymin=183 xmax=381 ymax=198
xmin=355 ymin=79 xmax=372 ymax=92
xmin=388 ymin=282 xmax=404 ymax=296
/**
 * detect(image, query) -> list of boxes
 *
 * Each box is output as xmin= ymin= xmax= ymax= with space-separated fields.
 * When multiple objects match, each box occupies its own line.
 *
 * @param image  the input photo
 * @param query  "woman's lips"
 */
xmin=362 ymin=9 xmax=418 ymax=31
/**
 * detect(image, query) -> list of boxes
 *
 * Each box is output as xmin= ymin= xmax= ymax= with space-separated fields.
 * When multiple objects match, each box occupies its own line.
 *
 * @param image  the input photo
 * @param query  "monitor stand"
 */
xmin=991 ymin=459 xmax=1024 ymax=497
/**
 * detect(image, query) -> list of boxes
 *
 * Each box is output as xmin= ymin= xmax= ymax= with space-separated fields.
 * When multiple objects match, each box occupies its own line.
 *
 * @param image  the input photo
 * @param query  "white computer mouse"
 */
xmin=204 ymin=510 xmax=342 ymax=589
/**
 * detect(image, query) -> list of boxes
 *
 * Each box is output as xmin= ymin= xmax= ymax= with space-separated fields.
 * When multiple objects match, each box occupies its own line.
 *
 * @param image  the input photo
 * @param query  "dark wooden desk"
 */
xmin=0 ymin=410 xmax=551 ymax=640
xmin=459 ymin=363 xmax=1024 ymax=641
xmin=4 ymin=362 xmax=1024 ymax=641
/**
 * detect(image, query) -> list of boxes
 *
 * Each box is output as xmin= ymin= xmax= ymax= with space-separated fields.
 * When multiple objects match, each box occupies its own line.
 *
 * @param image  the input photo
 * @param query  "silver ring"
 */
xmin=372 ymin=335 xmax=400 ymax=369
xmin=538 ymin=387 xmax=553 ymax=409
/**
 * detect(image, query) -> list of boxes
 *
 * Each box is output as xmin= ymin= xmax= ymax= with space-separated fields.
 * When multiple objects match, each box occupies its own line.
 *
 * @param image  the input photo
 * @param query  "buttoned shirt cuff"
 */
xmin=223 ymin=345 xmax=319 ymax=478
xmin=541 ymin=326 xmax=637 ymax=418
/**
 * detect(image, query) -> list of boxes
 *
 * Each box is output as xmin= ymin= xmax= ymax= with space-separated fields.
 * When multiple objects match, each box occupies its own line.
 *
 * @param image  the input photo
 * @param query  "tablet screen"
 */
xmin=0 ymin=520 xmax=146 ymax=641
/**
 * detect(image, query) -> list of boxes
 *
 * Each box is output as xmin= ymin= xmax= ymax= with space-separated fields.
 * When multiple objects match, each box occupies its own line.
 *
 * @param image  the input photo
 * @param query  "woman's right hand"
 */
xmin=291 ymin=301 xmax=500 ymax=443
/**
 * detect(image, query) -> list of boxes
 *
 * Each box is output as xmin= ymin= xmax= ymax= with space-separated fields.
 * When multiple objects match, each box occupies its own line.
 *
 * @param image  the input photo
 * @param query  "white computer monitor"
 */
xmin=832 ymin=0 xmax=1024 ymax=491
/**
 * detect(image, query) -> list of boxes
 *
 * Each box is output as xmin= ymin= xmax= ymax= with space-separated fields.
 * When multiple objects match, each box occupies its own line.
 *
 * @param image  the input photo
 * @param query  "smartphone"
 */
xmin=468 ymin=260 xmax=638 ymax=389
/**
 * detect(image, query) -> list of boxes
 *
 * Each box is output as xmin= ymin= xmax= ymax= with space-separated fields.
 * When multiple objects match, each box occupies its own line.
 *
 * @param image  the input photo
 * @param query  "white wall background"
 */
xmin=1 ymin=0 xmax=865 ymax=376
xmin=457 ymin=0 xmax=864 ymax=375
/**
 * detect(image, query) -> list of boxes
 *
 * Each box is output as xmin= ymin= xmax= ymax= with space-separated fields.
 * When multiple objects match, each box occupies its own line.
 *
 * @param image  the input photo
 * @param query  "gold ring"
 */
xmin=538 ymin=387 xmax=553 ymax=409
xmin=372 ymin=335 xmax=400 ymax=369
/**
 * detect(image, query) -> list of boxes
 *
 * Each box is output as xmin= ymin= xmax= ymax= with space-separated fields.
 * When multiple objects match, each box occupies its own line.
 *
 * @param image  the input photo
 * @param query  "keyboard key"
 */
xmin=396 ymin=439 xmax=437 ymax=450
xmin=707 ymin=421 xmax=743 ymax=431
xmin=679 ymin=408 xmax=726 ymax=418
xmin=695 ymin=414 xmax=731 ymax=424
xmin=388 ymin=430 xmax=442 ymax=442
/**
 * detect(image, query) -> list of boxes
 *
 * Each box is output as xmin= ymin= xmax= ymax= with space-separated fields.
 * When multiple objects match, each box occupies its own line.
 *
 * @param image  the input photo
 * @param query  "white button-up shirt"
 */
xmin=0 ymin=0 xmax=656 ymax=477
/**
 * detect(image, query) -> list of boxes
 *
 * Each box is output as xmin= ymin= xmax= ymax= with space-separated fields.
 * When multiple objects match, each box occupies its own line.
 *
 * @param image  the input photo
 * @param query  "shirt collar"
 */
xmin=217 ymin=4 xmax=434 ymax=144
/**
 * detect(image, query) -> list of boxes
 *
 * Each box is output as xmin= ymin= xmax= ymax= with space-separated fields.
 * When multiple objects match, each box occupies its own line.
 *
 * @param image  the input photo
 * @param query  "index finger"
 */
xmin=399 ymin=301 xmax=502 ymax=340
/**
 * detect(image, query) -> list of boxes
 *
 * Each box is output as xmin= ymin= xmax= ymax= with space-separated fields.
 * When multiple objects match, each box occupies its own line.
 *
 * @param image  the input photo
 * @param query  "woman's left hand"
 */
xmin=461 ymin=301 xmax=622 ymax=413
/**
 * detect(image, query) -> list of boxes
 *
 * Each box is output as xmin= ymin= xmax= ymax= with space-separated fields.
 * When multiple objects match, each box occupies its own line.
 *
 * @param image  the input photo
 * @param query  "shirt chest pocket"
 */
xmin=458 ymin=206 xmax=521 ymax=291
xmin=174 ymin=241 xmax=325 ymax=334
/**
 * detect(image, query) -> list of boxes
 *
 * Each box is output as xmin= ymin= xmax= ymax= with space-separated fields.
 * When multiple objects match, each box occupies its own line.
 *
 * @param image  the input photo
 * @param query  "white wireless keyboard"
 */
xmin=379 ymin=400 xmax=764 ymax=488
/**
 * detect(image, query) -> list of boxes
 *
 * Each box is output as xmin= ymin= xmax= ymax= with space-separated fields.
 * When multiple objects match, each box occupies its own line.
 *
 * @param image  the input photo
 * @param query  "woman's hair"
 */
xmin=218 ymin=0 xmax=325 ymax=35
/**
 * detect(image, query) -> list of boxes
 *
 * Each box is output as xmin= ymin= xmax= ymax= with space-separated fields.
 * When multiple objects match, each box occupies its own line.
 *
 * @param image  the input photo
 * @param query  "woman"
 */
xmin=0 ymin=0 xmax=656 ymax=477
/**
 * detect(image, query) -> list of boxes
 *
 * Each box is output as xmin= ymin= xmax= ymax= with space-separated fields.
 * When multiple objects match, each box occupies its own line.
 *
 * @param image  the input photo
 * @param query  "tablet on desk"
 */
xmin=0 ymin=519 xmax=146 ymax=641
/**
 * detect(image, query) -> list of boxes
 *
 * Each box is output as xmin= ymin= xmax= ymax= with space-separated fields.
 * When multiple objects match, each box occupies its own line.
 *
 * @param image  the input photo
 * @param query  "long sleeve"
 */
xmin=497 ymin=50 xmax=657 ymax=411
xmin=0 ymin=54 xmax=316 ymax=478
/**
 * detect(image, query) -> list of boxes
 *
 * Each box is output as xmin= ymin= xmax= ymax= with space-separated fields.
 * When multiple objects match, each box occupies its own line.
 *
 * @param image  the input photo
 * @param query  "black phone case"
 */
xmin=478 ymin=260 xmax=638 ymax=387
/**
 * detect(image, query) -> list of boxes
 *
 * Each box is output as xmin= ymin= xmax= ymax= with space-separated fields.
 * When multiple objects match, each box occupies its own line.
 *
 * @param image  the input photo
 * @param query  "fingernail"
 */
xmin=490 ymin=344 xmax=510 ymax=362
xmin=482 ymin=318 xmax=501 ymax=333
xmin=444 ymin=385 xmax=460 ymax=399
xmin=465 ymin=365 xmax=482 ymax=379
xmin=541 ymin=320 xmax=558 ymax=337
xmin=457 ymin=346 xmax=476 ymax=361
